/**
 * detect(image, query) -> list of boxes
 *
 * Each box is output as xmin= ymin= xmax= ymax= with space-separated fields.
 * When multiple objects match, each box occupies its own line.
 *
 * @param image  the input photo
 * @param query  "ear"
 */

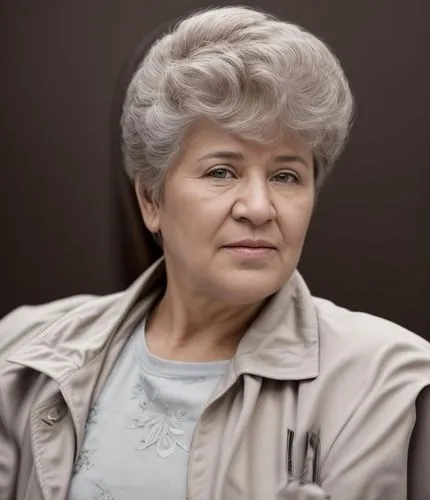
xmin=134 ymin=180 xmax=160 ymax=234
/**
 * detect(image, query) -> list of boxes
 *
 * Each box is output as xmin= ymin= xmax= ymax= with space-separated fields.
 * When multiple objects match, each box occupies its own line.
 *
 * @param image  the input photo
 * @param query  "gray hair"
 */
xmin=122 ymin=6 xmax=354 ymax=202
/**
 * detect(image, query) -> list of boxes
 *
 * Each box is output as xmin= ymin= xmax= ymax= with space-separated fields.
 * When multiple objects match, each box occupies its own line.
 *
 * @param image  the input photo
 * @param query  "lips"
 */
xmin=223 ymin=242 xmax=277 ymax=260
xmin=224 ymin=239 xmax=277 ymax=249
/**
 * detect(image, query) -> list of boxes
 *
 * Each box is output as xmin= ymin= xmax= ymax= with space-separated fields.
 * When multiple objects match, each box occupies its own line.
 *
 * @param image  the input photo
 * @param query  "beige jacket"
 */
xmin=1 ymin=259 xmax=430 ymax=500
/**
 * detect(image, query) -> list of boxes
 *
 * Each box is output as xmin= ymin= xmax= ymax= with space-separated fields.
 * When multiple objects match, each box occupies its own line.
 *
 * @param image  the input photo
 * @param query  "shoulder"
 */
xmin=0 ymin=294 xmax=117 ymax=363
xmin=312 ymin=296 xmax=430 ymax=385
xmin=0 ymin=262 xmax=164 ymax=367
xmin=313 ymin=296 xmax=430 ymax=351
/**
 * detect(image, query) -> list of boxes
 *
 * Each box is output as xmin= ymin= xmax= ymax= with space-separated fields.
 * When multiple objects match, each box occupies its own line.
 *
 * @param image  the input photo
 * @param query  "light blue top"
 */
xmin=68 ymin=316 xmax=229 ymax=500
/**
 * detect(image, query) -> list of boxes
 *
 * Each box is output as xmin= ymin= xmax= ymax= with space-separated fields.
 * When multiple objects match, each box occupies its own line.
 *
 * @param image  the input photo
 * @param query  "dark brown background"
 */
xmin=1 ymin=0 xmax=429 ymax=338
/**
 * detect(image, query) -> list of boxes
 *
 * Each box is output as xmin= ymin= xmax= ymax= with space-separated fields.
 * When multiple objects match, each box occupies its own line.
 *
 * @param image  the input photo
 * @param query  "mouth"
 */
xmin=223 ymin=239 xmax=278 ymax=259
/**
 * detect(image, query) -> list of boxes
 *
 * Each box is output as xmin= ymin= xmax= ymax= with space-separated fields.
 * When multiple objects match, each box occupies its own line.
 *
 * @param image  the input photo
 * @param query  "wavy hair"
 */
xmin=122 ymin=6 xmax=354 ymax=201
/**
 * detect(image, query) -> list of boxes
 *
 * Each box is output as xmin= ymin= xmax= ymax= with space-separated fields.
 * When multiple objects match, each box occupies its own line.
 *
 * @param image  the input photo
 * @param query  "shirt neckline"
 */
xmin=133 ymin=315 xmax=230 ymax=379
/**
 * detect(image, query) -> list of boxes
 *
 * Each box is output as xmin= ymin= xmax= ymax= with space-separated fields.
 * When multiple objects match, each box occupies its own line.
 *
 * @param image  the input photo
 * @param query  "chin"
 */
xmin=215 ymin=273 xmax=287 ymax=305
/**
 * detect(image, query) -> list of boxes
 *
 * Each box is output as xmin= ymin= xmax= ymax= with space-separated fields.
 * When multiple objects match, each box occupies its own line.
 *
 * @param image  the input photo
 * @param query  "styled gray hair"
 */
xmin=122 ymin=6 xmax=354 ymax=202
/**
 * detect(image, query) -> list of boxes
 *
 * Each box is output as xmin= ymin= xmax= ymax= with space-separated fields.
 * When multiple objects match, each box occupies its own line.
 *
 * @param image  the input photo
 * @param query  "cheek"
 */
xmin=277 ymin=197 xmax=314 ymax=243
xmin=160 ymin=187 xmax=223 ymax=244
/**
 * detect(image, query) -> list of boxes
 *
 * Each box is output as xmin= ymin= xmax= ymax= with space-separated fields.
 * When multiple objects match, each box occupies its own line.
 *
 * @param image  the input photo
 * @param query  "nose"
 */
xmin=231 ymin=176 xmax=276 ymax=226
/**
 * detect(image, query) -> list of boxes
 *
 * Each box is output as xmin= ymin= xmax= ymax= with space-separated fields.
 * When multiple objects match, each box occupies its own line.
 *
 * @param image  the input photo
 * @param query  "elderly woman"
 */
xmin=1 ymin=6 xmax=430 ymax=500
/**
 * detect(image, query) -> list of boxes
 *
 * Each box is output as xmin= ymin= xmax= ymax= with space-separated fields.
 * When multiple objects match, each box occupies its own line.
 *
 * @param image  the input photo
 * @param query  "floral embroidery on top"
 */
xmin=74 ymin=448 xmax=94 ymax=474
xmin=92 ymin=481 xmax=115 ymax=500
xmin=129 ymin=374 xmax=189 ymax=457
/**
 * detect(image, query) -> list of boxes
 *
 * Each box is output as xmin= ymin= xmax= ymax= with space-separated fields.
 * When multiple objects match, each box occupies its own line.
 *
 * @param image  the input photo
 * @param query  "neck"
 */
xmin=145 ymin=283 xmax=266 ymax=362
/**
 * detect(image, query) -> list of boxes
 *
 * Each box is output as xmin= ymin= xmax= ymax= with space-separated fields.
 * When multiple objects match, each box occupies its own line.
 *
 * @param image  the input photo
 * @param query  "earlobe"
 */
xmin=134 ymin=180 xmax=160 ymax=234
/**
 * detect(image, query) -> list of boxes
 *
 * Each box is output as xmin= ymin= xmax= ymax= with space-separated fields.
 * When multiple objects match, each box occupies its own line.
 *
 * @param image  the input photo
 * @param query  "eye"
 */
xmin=207 ymin=167 xmax=235 ymax=179
xmin=271 ymin=171 xmax=300 ymax=184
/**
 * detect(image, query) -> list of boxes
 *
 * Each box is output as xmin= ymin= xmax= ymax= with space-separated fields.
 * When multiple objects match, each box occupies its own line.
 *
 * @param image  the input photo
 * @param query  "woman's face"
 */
xmin=137 ymin=119 xmax=315 ymax=305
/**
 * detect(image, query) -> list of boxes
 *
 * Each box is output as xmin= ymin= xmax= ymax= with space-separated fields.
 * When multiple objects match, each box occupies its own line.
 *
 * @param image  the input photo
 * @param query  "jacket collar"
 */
xmin=235 ymin=269 xmax=319 ymax=380
xmin=8 ymin=258 xmax=319 ymax=382
xmin=7 ymin=259 xmax=165 ymax=381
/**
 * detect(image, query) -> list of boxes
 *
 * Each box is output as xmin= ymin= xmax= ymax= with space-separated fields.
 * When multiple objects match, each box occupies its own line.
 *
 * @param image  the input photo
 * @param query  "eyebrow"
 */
xmin=197 ymin=150 xmax=309 ymax=168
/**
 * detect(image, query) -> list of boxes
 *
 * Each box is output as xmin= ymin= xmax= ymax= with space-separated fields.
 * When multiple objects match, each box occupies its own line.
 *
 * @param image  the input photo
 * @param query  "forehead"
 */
xmin=176 ymin=119 xmax=312 ymax=163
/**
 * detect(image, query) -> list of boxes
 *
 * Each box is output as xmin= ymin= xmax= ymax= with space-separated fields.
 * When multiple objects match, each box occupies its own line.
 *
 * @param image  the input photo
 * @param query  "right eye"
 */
xmin=206 ymin=167 xmax=235 ymax=179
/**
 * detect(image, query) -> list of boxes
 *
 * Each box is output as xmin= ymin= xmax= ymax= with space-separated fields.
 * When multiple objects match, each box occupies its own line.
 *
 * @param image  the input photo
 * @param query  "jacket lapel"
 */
xmin=7 ymin=261 xmax=165 ymax=499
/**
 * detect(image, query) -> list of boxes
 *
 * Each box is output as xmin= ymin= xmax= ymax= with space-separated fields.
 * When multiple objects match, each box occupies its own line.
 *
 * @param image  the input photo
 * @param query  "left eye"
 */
xmin=271 ymin=172 xmax=299 ymax=184
xmin=207 ymin=167 xmax=234 ymax=179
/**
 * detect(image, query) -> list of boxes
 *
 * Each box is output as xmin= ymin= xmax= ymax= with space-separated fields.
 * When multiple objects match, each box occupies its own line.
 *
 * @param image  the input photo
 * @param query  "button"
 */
xmin=42 ymin=407 xmax=61 ymax=425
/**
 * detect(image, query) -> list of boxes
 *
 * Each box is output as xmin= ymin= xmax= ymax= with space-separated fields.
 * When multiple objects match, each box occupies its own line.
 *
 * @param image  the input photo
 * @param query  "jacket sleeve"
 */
xmin=318 ymin=338 xmax=430 ymax=500
xmin=408 ymin=384 xmax=430 ymax=500
xmin=0 ymin=406 xmax=18 ymax=500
